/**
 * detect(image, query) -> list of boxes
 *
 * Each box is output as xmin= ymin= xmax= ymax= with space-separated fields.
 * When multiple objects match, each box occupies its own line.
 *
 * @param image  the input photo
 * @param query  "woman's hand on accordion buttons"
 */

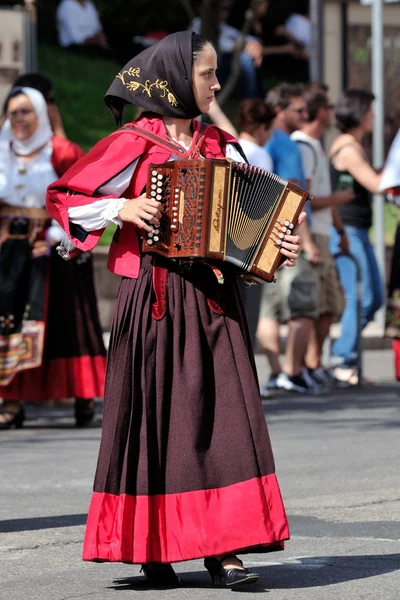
xmin=118 ymin=193 xmax=162 ymax=233
xmin=279 ymin=210 xmax=306 ymax=267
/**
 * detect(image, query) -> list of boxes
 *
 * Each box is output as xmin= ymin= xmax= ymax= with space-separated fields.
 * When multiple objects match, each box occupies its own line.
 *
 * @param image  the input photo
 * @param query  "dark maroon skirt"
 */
xmin=83 ymin=255 xmax=289 ymax=564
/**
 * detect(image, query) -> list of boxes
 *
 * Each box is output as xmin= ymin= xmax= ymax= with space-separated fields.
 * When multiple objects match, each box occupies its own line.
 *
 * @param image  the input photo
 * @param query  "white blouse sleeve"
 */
xmin=226 ymin=143 xmax=247 ymax=164
xmin=226 ymin=143 xmax=246 ymax=163
xmin=67 ymin=158 xmax=140 ymax=231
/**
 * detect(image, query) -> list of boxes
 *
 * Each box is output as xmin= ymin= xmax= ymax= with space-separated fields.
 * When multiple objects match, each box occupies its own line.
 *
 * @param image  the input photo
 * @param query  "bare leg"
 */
xmin=306 ymin=314 xmax=332 ymax=369
xmin=283 ymin=317 xmax=314 ymax=376
xmin=257 ymin=317 xmax=281 ymax=374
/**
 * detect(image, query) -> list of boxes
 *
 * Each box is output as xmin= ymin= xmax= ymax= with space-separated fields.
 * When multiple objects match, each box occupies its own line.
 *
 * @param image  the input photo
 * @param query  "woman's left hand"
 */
xmin=279 ymin=210 xmax=306 ymax=267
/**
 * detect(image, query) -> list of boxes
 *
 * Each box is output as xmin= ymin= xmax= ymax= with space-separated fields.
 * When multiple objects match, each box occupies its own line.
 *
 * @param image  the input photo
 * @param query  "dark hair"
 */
xmin=192 ymin=33 xmax=211 ymax=64
xmin=238 ymin=99 xmax=275 ymax=134
xmin=304 ymin=88 xmax=329 ymax=122
xmin=266 ymin=82 xmax=304 ymax=110
xmin=305 ymin=81 xmax=329 ymax=94
xmin=2 ymin=87 xmax=27 ymax=116
xmin=12 ymin=73 xmax=54 ymax=102
xmin=295 ymin=0 xmax=310 ymax=16
xmin=335 ymin=89 xmax=375 ymax=133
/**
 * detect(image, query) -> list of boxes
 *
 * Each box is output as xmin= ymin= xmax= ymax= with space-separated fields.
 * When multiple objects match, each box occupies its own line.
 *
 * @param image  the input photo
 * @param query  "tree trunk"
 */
xmin=200 ymin=0 xmax=222 ymax=50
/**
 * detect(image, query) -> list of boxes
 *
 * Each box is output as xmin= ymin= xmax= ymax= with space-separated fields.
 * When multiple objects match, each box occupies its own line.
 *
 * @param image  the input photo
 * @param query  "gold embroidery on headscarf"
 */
xmin=116 ymin=67 xmax=178 ymax=107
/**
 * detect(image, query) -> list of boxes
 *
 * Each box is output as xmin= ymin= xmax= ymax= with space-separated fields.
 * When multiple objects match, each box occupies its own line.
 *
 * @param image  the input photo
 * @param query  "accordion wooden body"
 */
xmin=142 ymin=159 xmax=309 ymax=283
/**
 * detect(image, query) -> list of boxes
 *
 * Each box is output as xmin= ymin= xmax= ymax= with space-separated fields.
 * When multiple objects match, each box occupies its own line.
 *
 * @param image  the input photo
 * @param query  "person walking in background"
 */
xmin=47 ymin=32 xmax=305 ymax=587
xmin=0 ymin=87 xmax=106 ymax=429
xmin=237 ymin=98 xmax=274 ymax=171
xmin=291 ymin=85 xmax=355 ymax=386
xmin=378 ymin=129 xmax=400 ymax=382
xmin=329 ymin=89 xmax=384 ymax=386
xmin=257 ymin=82 xmax=320 ymax=395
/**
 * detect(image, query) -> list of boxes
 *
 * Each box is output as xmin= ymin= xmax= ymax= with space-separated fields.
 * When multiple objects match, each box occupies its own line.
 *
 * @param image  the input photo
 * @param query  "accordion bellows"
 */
xmin=142 ymin=159 xmax=309 ymax=283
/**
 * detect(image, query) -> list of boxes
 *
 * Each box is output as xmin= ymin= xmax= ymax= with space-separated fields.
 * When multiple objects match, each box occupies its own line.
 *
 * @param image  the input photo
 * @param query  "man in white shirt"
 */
xmin=291 ymin=85 xmax=354 ymax=384
xmin=57 ymin=0 xmax=109 ymax=50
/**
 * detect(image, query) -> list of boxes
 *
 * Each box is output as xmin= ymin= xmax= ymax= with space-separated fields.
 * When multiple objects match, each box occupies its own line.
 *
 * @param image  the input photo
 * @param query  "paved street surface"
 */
xmin=1 ymin=350 xmax=399 ymax=600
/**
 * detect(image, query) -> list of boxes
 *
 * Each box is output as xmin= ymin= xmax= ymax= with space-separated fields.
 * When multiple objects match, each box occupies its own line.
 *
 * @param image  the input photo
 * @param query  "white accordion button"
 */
xmin=153 ymin=236 xmax=159 ymax=242
xmin=284 ymin=220 xmax=290 ymax=226
xmin=289 ymin=223 xmax=294 ymax=229
xmin=152 ymin=170 xmax=158 ymax=176
xmin=151 ymin=191 xmax=156 ymax=197
xmin=147 ymin=239 xmax=153 ymax=245
xmin=157 ymin=174 xmax=163 ymax=180
xmin=151 ymin=177 xmax=157 ymax=183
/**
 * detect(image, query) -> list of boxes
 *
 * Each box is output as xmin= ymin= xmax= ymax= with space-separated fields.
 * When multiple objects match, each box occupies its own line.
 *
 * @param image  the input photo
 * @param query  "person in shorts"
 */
xmin=291 ymin=84 xmax=354 ymax=385
xmin=257 ymin=83 xmax=321 ymax=394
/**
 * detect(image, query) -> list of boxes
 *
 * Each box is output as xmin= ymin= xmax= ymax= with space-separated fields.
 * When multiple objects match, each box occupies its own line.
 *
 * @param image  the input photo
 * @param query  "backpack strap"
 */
xmin=295 ymin=139 xmax=318 ymax=180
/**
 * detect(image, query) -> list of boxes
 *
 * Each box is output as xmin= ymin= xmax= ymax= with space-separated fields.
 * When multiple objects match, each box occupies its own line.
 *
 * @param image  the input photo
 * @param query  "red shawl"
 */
xmin=47 ymin=114 xmax=237 ymax=279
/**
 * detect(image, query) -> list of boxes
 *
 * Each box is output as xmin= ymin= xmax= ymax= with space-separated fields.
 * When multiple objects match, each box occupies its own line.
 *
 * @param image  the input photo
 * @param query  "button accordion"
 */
xmin=142 ymin=159 xmax=310 ymax=283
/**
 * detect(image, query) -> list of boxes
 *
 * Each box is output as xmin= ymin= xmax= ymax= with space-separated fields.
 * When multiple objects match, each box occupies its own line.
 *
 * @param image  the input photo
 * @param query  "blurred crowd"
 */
xmin=54 ymin=0 xmax=311 ymax=90
xmin=1 ymin=0 xmax=400 ymax=432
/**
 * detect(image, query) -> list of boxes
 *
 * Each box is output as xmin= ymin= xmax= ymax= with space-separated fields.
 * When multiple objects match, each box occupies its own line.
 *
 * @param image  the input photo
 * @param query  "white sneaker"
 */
xmin=276 ymin=371 xmax=318 ymax=394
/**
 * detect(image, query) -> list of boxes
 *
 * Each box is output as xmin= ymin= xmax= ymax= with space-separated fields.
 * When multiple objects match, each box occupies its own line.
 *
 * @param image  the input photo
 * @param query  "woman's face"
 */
xmin=8 ymin=94 xmax=38 ymax=140
xmin=361 ymin=105 xmax=374 ymax=133
xmin=192 ymin=43 xmax=221 ymax=114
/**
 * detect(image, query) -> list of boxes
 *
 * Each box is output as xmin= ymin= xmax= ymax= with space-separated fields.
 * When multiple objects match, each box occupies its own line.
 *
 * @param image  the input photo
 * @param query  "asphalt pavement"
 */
xmin=0 ymin=350 xmax=399 ymax=600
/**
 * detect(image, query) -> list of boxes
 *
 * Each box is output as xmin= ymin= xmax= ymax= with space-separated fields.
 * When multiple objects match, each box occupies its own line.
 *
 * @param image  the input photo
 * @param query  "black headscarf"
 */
xmin=105 ymin=31 xmax=203 ymax=126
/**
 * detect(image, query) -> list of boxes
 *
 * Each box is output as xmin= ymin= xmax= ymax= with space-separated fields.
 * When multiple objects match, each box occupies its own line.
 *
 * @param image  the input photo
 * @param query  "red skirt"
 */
xmin=83 ymin=255 xmax=289 ymax=564
xmin=0 ymin=249 xmax=106 ymax=401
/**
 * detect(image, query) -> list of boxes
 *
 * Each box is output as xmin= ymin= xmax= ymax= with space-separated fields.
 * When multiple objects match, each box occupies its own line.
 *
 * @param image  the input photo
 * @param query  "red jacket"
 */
xmin=47 ymin=114 xmax=237 ymax=279
xmin=51 ymin=136 xmax=84 ymax=177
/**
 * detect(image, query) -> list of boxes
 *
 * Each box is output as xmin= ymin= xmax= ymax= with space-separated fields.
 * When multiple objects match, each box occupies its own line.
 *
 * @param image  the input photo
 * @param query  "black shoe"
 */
xmin=204 ymin=555 xmax=259 ymax=587
xmin=140 ymin=563 xmax=181 ymax=587
xmin=74 ymin=398 xmax=95 ymax=427
xmin=276 ymin=371 xmax=319 ymax=394
xmin=0 ymin=405 xmax=25 ymax=430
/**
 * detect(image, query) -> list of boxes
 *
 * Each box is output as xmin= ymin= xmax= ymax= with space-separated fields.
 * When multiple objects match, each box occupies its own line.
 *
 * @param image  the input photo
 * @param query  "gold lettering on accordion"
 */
xmin=255 ymin=190 xmax=302 ymax=273
xmin=213 ymin=200 xmax=223 ymax=233
xmin=209 ymin=165 xmax=226 ymax=253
